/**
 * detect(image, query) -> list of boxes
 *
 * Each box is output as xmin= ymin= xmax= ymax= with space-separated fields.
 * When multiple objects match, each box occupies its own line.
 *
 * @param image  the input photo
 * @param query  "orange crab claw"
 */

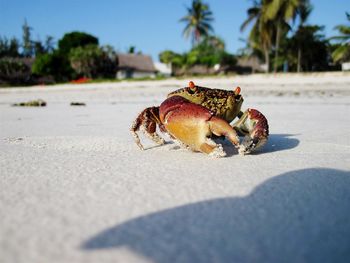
xmin=232 ymin=108 xmax=269 ymax=155
xmin=160 ymin=96 xmax=239 ymax=157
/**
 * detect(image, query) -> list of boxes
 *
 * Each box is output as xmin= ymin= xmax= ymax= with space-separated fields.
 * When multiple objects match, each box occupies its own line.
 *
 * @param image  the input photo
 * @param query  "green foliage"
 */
xmin=32 ymin=32 xmax=101 ymax=81
xmin=159 ymin=50 xmax=179 ymax=64
xmin=280 ymin=25 xmax=329 ymax=71
xmin=32 ymin=52 xmax=73 ymax=81
xmin=158 ymin=36 xmax=236 ymax=71
xmin=32 ymin=53 xmax=53 ymax=76
xmin=241 ymin=0 xmax=312 ymax=72
xmin=58 ymin=32 xmax=98 ymax=55
xmin=0 ymin=37 xmax=20 ymax=58
xmin=44 ymin=36 xmax=55 ymax=53
xmin=0 ymin=59 xmax=28 ymax=75
xmin=330 ymin=12 xmax=350 ymax=62
xmin=0 ymin=58 xmax=31 ymax=84
xmin=69 ymin=44 xmax=115 ymax=78
xmin=22 ymin=19 xmax=33 ymax=57
xmin=240 ymin=1 xmax=274 ymax=72
xmin=128 ymin=46 xmax=135 ymax=54
xmin=33 ymin=40 xmax=45 ymax=56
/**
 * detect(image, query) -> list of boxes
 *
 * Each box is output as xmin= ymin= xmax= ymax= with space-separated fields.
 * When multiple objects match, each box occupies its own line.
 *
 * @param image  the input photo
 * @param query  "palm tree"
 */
xmin=180 ymin=0 xmax=214 ymax=47
xmin=240 ymin=0 xmax=274 ymax=73
xmin=330 ymin=12 xmax=350 ymax=63
xmin=44 ymin=36 xmax=55 ymax=53
xmin=22 ymin=19 xmax=33 ymax=57
xmin=294 ymin=0 xmax=312 ymax=72
xmin=264 ymin=0 xmax=304 ymax=73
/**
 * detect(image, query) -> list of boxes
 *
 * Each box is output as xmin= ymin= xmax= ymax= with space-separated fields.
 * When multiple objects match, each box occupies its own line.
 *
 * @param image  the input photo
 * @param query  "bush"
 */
xmin=159 ymin=36 xmax=237 ymax=71
xmin=58 ymin=32 xmax=98 ymax=55
xmin=0 ymin=58 xmax=31 ymax=85
xmin=69 ymin=45 xmax=116 ymax=78
xmin=32 ymin=52 xmax=74 ymax=81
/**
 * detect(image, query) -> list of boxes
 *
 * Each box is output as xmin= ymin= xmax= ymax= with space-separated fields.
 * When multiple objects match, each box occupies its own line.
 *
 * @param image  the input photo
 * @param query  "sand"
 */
xmin=1 ymin=73 xmax=350 ymax=263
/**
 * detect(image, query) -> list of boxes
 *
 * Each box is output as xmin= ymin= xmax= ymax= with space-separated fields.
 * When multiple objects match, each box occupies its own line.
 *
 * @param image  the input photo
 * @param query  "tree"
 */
xmin=0 ymin=37 xmax=20 ymax=58
xmin=241 ymin=0 xmax=274 ymax=72
xmin=69 ymin=44 xmax=115 ymax=78
xmin=180 ymin=0 xmax=214 ymax=46
xmin=264 ymin=0 xmax=304 ymax=72
xmin=284 ymin=25 xmax=329 ymax=71
xmin=32 ymin=51 xmax=74 ymax=81
xmin=33 ymin=40 xmax=45 ymax=56
xmin=158 ymin=36 xmax=236 ymax=72
xmin=242 ymin=0 xmax=310 ymax=72
xmin=44 ymin=36 xmax=55 ymax=53
xmin=159 ymin=50 xmax=179 ymax=64
xmin=188 ymin=36 xmax=231 ymax=67
xmin=330 ymin=12 xmax=350 ymax=63
xmin=22 ymin=19 xmax=33 ymax=57
xmin=128 ymin=46 xmax=135 ymax=54
xmin=294 ymin=0 xmax=313 ymax=72
xmin=0 ymin=58 xmax=31 ymax=84
xmin=58 ymin=31 xmax=98 ymax=55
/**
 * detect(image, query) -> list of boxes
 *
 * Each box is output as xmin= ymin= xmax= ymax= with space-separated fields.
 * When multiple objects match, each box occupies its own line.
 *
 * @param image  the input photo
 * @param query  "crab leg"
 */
xmin=130 ymin=106 xmax=165 ymax=150
xmin=232 ymin=109 xmax=269 ymax=155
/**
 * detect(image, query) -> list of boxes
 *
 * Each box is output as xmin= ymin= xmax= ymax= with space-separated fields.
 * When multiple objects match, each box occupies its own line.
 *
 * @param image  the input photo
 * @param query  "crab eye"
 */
xmin=188 ymin=81 xmax=197 ymax=94
xmin=234 ymin=86 xmax=241 ymax=95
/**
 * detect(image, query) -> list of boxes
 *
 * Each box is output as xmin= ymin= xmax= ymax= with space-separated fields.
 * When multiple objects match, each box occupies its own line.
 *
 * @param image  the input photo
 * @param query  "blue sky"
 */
xmin=1 ymin=0 xmax=348 ymax=61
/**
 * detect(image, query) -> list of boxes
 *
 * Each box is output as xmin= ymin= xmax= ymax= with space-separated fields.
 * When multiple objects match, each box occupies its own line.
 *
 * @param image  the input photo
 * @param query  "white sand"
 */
xmin=1 ymin=73 xmax=350 ymax=263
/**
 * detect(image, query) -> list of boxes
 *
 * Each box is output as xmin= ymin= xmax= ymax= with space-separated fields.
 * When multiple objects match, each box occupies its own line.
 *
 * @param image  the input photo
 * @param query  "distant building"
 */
xmin=116 ymin=53 xmax=157 ymax=79
xmin=342 ymin=62 xmax=350 ymax=71
xmin=154 ymin=62 xmax=172 ymax=77
xmin=172 ymin=65 xmax=217 ymax=76
xmin=216 ymin=56 xmax=265 ymax=74
xmin=235 ymin=56 xmax=265 ymax=73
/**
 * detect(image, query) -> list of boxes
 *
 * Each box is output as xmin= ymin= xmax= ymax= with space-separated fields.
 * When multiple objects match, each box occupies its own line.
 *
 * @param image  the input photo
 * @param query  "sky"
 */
xmin=1 ymin=0 xmax=349 ymax=61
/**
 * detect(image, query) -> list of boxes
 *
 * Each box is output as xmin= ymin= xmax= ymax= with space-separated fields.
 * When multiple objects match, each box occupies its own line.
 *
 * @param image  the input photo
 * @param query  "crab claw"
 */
xmin=160 ymin=96 xmax=240 ymax=157
xmin=232 ymin=109 xmax=269 ymax=155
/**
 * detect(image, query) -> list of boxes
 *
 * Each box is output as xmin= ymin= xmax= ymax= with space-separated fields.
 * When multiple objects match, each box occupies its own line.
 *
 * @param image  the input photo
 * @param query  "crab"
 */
xmin=130 ymin=81 xmax=269 ymax=157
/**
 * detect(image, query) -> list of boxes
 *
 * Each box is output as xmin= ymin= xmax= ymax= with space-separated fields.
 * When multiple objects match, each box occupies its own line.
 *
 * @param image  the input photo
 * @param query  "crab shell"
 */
xmin=159 ymin=95 xmax=239 ymax=155
xmin=167 ymin=83 xmax=244 ymax=124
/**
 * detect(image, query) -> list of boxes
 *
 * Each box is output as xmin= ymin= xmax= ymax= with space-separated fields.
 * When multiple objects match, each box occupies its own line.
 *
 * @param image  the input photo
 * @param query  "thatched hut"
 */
xmin=116 ymin=53 xmax=157 ymax=79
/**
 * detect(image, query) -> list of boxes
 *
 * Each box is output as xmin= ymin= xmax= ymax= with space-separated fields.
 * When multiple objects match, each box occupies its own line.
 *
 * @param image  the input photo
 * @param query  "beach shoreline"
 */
xmin=1 ymin=74 xmax=350 ymax=263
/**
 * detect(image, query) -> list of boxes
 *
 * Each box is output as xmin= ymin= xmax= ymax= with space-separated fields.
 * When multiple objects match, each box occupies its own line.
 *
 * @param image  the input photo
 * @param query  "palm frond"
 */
xmin=240 ymin=14 xmax=258 ymax=32
xmin=329 ymin=35 xmax=350 ymax=42
xmin=265 ymin=0 xmax=282 ymax=20
xmin=334 ymin=25 xmax=350 ymax=36
xmin=247 ymin=7 xmax=261 ymax=16
xmin=332 ymin=44 xmax=350 ymax=62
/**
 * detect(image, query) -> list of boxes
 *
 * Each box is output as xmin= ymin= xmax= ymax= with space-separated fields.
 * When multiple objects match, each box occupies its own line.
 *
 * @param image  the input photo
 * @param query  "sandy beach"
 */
xmin=1 ymin=73 xmax=350 ymax=263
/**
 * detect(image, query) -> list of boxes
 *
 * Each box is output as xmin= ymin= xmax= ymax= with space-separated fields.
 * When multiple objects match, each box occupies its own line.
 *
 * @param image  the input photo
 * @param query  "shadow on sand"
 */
xmin=262 ymin=133 xmax=300 ymax=153
xmin=222 ymin=133 xmax=299 ymax=156
xmin=82 ymin=168 xmax=350 ymax=263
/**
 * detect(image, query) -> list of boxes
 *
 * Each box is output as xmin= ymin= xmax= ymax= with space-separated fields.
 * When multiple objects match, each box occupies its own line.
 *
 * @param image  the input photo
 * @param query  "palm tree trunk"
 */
xmin=274 ymin=23 xmax=281 ymax=73
xmin=264 ymin=44 xmax=270 ymax=73
xmin=297 ymin=47 xmax=302 ymax=73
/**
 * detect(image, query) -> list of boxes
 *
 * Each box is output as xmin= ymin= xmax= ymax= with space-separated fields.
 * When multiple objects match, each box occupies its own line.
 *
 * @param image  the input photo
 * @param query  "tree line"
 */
xmin=1 ymin=0 xmax=349 ymax=85
xmin=161 ymin=0 xmax=350 ymax=73
xmin=0 ymin=23 xmax=117 ymax=85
